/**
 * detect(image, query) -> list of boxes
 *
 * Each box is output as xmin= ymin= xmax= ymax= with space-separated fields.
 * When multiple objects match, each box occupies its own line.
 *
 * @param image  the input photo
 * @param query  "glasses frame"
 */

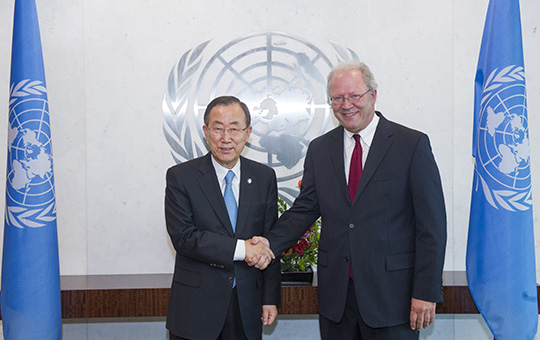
xmin=330 ymin=89 xmax=371 ymax=106
xmin=206 ymin=126 xmax=249 ymax=138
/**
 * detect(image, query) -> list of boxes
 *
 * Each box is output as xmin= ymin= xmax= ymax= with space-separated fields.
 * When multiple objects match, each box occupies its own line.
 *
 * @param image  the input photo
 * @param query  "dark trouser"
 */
xmin=170 ymin=288 xmax=252 ymax=340
xmin=319 ymin=279 xmax=419 ymax=340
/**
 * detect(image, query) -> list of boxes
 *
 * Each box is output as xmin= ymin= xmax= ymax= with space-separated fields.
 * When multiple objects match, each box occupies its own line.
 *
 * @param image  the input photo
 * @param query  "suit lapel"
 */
xmin=354 ymin=112 xmax=393 ymax=200
xmin=327 ymin=126 xmax=351 ymax=204
xmin=198 ymin=154 xmax=235 ymax=236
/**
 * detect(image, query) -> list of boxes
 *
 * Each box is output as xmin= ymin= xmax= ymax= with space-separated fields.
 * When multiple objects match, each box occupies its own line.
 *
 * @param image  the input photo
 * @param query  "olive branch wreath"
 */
xmin=9 ymin=79 xmax=47 ymax=105
xmin=7 ymin=201 xmax=56 ymax=229
xmin=162 ymin=41 xmax=210 ymax=164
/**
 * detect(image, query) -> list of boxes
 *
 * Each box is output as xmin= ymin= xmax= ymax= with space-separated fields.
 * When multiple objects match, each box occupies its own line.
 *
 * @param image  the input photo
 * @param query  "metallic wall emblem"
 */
xmin=163 ymin=31 xmax=358 ymax=203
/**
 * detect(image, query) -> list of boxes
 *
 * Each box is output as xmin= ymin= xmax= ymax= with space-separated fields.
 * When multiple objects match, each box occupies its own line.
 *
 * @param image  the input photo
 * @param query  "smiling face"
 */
xmin=329 ymin=69 xmax=377 ymax=134
xmin=203 ymin=103 xmax=252 ymax=169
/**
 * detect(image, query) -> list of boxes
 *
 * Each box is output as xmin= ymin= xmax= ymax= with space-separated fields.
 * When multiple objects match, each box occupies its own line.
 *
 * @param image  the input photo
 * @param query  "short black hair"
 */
xmin=203 ymin=96 xmax=251 ymax=127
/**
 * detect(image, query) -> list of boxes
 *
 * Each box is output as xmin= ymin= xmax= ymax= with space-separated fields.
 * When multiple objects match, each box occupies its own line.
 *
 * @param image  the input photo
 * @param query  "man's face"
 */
xmin=203 ymin=103 xmax=252 ymax=169
xmin=329 ymin=69 xmax=377 ymax=134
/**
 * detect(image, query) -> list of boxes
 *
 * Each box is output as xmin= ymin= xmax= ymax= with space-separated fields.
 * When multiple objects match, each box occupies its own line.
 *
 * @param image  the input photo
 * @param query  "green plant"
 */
xmin=278 ymin=197 xmax=320 ymax=272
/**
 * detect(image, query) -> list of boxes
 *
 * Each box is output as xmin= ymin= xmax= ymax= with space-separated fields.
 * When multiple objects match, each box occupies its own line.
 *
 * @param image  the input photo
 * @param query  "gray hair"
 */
xmin=327 ymin=61 xmax=378 ymax=96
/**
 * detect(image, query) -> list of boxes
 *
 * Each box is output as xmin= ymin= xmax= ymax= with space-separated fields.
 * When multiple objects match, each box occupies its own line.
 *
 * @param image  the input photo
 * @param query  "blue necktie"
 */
xmin=224 ymin=170 xmax=237 ymax=233
xmin=224 ymin=170 xmax=238 ymax=288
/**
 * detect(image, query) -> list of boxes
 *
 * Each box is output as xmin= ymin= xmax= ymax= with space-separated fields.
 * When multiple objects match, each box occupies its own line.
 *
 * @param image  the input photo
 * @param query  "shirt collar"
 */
xmin=343 ymin=113 xmax=380 ymax=147
xmin=211 ymin=156 xmax=241 ymax=183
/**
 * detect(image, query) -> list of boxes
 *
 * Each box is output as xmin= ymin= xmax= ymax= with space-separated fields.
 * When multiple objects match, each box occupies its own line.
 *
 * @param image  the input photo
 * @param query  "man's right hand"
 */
xmin=245 ymin=236 xmax=274 ymax=270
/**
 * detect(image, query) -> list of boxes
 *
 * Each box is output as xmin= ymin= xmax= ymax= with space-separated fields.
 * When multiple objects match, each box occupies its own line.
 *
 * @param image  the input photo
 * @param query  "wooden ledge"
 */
xmin=4 ymin=271 xmax=530 ymax=319
xmin=58 ymin=271 xmax=476 ymax=318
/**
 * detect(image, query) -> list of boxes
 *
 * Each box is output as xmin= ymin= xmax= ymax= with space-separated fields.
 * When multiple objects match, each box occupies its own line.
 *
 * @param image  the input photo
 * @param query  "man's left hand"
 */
xmin=409 ymin=298 xmax=436 ymax=330
xmin=261 ymin=305 xmax=278 ymax=326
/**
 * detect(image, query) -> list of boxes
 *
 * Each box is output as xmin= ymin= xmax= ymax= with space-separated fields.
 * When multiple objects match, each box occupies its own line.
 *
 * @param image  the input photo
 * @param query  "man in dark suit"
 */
xmin=165 ymin=96 xmax=281 ymax=340
xmin=250 ymin=61 xmax=447 ymax=339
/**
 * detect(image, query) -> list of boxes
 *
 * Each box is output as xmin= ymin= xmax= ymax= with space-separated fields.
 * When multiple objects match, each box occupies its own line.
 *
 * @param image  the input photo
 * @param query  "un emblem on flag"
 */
xmin=5 ymin=80 xmax=56 ymax=228
xmin=476 ymin=66 xmax=532 ymax=211
xmin=163 ymin=31 xmax=357 ymax=202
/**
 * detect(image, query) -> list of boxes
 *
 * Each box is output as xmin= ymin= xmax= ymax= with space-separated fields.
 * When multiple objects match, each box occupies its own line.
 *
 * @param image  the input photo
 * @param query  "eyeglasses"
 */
xmin=207 ymin=126 xmax=249 ymax=138
xmin=330 ymin=90 xmax=371 ymax=105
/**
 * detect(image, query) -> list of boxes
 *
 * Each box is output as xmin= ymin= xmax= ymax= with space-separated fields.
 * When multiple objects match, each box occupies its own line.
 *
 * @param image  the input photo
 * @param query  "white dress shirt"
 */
xmin=211 ymin=157 xmax=246 ymax=261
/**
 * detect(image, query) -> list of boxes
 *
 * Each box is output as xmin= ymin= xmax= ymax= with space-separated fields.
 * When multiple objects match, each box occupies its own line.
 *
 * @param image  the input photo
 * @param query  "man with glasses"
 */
xmin=165 ymin=96 xmax=280 ymax=340
xmin=250 ymin=61 xmax=447 ymax=339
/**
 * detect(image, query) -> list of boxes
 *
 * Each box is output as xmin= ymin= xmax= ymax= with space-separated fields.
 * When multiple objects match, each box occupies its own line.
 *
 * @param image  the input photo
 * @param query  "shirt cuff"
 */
xmin=233 ymin=239 xmax=246 ymax=261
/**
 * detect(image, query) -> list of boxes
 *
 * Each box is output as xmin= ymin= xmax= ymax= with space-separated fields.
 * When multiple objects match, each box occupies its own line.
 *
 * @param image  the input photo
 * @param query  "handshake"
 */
xmin=244 ymin=236 xmax=274 ymax=270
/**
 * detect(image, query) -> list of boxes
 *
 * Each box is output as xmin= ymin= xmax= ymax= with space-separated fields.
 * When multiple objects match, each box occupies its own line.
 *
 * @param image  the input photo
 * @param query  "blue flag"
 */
xmin=466 ymin=0 xmax=537 ymax=339
xmin=1 ymin=0 xmax=62 ymax=339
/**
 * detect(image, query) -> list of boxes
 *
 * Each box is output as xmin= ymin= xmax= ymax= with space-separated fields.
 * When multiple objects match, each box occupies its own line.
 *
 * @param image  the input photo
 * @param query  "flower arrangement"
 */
xmin=278 ymin=196 xmax=320 ymax=272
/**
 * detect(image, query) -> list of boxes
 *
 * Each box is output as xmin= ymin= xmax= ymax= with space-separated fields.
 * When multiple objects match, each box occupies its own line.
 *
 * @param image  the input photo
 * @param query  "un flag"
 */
xmin=1 ymin=0 xmax=62 ymax=339
xmin=466 ymin=0 xmax=537 ymax=339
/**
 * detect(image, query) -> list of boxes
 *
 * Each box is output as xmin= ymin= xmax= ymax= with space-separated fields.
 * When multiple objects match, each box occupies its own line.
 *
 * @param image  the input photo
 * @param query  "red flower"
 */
xmin=279 ymin=196 xmax=320 ymax=272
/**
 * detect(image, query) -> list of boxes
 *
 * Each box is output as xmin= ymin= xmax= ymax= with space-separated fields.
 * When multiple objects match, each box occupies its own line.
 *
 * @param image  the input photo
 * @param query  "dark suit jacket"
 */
xmin=165 ymin=154 xmax=281 ymax=340
xmin=266 ymin=112 xmax=446 ymax=328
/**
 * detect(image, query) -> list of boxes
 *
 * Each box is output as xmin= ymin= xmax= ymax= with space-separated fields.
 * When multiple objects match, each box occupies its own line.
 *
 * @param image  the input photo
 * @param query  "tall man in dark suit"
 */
xmin=250 ymin=61 xmax=447 ymax=339
xmin=165 ymin=96 xmax=281 ymax=340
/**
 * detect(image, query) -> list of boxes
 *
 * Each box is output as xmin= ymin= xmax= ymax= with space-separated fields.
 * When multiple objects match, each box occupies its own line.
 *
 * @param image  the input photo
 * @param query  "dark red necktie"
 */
xmin=348 ymin=134 xmax=362 ymax=279
xmin=348 ymin=134 xmax=362 ymax=202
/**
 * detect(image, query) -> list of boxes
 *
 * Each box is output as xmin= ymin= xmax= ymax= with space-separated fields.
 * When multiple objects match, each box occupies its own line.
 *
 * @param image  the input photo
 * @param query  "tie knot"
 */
xmin=353 ymin=134 xmax=361 ymax=144
xmin=225 ymin=170 xmax=235 ymax=185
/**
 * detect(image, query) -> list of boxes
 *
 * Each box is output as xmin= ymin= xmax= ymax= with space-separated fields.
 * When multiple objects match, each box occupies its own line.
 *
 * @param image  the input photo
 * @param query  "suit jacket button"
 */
xmin=349 ymin=223 xmax=354 ymax=229
xmin=345 ymin=257 xmax=350 ymax=262
xmin=228 ymin=277 xmax=234 ymax=282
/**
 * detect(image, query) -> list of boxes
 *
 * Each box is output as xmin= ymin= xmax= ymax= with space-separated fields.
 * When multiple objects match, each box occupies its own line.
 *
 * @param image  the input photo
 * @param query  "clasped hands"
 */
xmin=244 ymin=236 xmax=273 ymax=270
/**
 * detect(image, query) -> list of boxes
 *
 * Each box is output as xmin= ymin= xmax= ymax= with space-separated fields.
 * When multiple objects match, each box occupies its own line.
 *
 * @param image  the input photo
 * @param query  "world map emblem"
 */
xmin=475 ymin=65 xmax=532 ymax=212
xmin=163 ymin=31 xmax=358 ymax=202
xmin=6 ymin=80 xmax=56 ymax=228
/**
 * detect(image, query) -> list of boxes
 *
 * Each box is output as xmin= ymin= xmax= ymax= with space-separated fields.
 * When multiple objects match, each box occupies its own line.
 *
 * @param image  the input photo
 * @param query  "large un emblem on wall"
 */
xmin=475 ymin=66 xmax=532 ymax=212
xmin=163 ymin=31 xmax=358 ymax=202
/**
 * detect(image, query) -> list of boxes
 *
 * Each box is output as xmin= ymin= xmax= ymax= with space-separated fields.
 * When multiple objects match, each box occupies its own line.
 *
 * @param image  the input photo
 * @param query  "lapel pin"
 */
xmin=247 ymin=178 xmax=252 ymax=184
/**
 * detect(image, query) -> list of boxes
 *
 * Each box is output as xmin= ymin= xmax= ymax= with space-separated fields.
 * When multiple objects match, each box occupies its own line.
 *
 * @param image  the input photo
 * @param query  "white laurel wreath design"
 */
xmin=7 ymin=202 xmax=56 ymax=229
xmin=9 ymin=79 xmax=47 ymax=106
xmin=477 ymin=172 xmax=532 ymax=212
xmin=477 ymin=65 xmax=530 ymax=212
xmin=330 ymin=41 xmax=360 ymax=63
xmin=480 ymin=65 xmax=525 ymax=107
xmin=162 ymin=41 xmax=210 ymax=164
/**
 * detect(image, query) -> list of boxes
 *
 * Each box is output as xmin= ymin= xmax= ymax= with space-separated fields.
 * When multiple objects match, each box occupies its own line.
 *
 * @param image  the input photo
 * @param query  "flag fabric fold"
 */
xmin=466 ymin=0 xmax=537 ymax=339
xmin=1 ymin=0 xmax=62 ymax=339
